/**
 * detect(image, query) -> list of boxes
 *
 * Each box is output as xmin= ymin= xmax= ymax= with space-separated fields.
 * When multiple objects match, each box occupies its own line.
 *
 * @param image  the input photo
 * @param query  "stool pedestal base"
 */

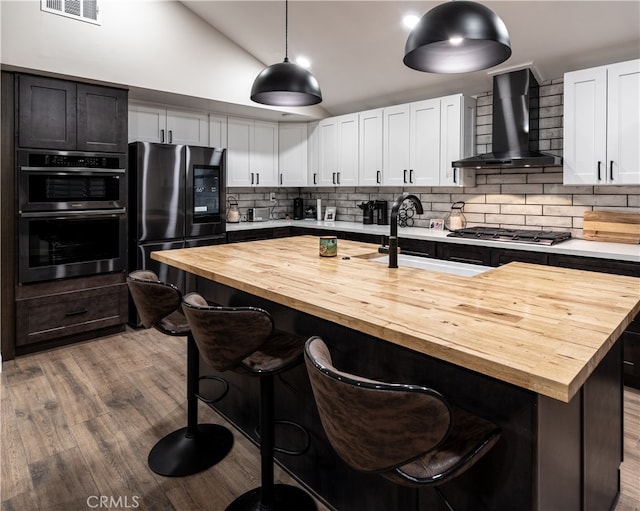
xmin=226 ymin=484 xmax=317 ymax=511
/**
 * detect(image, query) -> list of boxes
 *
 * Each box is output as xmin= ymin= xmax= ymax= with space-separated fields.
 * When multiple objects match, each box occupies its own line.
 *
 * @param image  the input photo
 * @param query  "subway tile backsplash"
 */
xmin=229 ymin=79 xmax=640 ymax=238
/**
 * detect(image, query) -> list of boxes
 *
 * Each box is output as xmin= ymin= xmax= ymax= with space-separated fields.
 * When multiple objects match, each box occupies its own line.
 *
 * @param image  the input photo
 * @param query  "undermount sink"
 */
xmin=372 ymin=254 xmax=491 ymax=276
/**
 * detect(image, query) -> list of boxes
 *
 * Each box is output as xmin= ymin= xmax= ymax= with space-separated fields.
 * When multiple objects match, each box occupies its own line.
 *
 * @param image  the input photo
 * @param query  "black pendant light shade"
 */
xmin=251 ymin=58 xmax=322 ymax=106
xmin=251 ymin=0 xmax=322 ymax=106
xmin=404 ymin=1 xmax=511 ymax=74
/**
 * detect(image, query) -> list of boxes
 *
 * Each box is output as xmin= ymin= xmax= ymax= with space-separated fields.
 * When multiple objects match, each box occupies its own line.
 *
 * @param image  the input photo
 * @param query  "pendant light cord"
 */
xmin=284 ymin=0 xmax=289 ymax=62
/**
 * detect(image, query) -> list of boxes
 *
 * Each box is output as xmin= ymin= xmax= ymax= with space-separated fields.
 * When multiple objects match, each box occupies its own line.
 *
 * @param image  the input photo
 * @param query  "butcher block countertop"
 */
xmin=152 ymin=236 xmax=640 ymax=402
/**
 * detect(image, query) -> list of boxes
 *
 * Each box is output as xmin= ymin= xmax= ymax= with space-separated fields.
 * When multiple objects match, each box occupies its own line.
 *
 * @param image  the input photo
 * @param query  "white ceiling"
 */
xmin=180 ymin=1 xmax=640 ymax=117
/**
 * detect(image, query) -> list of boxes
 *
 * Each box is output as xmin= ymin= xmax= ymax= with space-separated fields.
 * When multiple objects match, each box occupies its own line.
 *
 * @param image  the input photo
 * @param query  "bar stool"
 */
xmin=304 ymin=336 xmax=501 ymax=511
xmin=127 ymin=270 xmax=234 ymax=477
xmin=182 ymin=292 xmax=317 ymax=511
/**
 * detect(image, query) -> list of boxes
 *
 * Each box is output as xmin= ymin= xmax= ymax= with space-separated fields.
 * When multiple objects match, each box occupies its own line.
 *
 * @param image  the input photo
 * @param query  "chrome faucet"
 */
xmin=387 ymin=192 xmax=424 ymax=268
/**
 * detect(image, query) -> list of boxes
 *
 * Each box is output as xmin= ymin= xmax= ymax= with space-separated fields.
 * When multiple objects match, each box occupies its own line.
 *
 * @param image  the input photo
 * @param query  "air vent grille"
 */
xmin=41 ymin=0 xmax=100 ymax=25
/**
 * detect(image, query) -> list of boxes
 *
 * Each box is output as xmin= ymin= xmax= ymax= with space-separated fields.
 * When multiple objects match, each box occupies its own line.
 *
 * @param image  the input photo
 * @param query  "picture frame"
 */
xmin=429 ymin=218 xmax=444 ymax=230
xmin=324 ymin=207 xmax=336 ymax=222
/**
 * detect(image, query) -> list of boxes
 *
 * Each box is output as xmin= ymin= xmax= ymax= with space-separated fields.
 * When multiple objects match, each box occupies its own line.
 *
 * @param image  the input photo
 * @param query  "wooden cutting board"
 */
xmin=583 ymin=211 xmax=640 ymax=244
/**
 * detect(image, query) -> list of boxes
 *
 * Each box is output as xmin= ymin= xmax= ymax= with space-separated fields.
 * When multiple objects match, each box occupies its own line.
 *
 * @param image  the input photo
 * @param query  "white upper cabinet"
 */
xmin=227 ymin=117 xmax=278 ymax=187
xmin=564 ymin=59 xmax=640 ymax=185
xmin=128 ymin=102 xmax=208 ymax=146
xmin=359 ymin=109 xmax=383 ymax=186
xmin=317 ymin=113 xmax=359 ymax=186
xmin=209 ymin=114 xmax=227 ymax=148
xmin=410 ymin=98 xmax=441 ymax=186
xmin=383 ymin=104 xmax=411 ymax=186
xmin=279 ymin=123 xmax=308 ymax=187
xmin=383 ymin=94 xmax=475 ymax=187
xmin=441 ymin=94 xmax=476 ymax=187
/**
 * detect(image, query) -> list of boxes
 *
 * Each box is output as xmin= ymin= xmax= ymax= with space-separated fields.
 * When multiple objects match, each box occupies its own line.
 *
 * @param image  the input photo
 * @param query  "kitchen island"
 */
xmin=152 ymin=236 xmax=640 ymax=511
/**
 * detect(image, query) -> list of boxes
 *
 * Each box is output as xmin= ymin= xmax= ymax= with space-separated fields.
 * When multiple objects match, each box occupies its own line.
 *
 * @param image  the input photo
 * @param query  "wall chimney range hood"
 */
xmin=453 ymin=69 xmax=562 ymax=169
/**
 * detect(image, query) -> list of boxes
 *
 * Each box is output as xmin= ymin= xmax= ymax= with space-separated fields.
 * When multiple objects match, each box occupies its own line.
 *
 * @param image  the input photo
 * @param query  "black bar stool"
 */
xmin=182 ymin=292 xmax=317 ymax=511
xmin=127 ymin=270 xmax=233 ymax=477
xmin=304 ymin=336 xmax=502 ymax=511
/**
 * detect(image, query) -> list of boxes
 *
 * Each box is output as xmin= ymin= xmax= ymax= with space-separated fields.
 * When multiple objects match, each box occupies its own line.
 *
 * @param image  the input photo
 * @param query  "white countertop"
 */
xmin=227 ymin=219 xmax=640 ymax=263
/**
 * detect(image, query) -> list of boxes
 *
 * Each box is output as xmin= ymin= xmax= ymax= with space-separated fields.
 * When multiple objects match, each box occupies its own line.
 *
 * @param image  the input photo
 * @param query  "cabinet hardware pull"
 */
xmin=280 ymin=173 xmax=283 ymax=185
xmin=597 ymin=161 xmax=602 ymax=180
xmin=169 ymin=130 xmax=173 ymax=144
xmin=610 ymin=161 xmax=614 ymax=181
xmin=333 ymin=172 xmax=336 ymax=185
xmin=256 ymin=173 xmax=260 ymax=185
xmin=337 ymin=172 xmax=341 ymax=185
xmin=313 ymin=173 xmax=317 ymax=185
xmin=66 ymin=308 xmax=88 ymax=317
xmin=450 ymin=256 xmax=483 ymax=264
xmin=377 ymin=170 xmax=381 ymax=184
xmin=410 ymin=169 xmax=414 ymax=183
xmin=403 ymin=169 xmax=407 ymax=183
xmin=160 ymin=129 xmax=165 ymax=143
xmin=453 ymin=168 xmax=458 ymax=184
xmin=251 ymin=173 xmax=254 ymax=185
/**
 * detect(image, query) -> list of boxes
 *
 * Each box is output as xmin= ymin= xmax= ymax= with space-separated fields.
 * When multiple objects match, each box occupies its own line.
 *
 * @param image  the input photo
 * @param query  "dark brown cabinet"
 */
xmin=436 ymin=242 xmax=491 ymax=265
xmin=491 ymin=248 xmax=548 ymax=266
xmin=17 ymin=74 xmax=127 ymax=152
xmin=15 ymin=273 xmax=127 ymax=352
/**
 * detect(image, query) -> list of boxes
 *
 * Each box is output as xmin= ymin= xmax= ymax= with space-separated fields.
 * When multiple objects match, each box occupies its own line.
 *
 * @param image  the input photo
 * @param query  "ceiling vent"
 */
xmin=41 ymin=0 xmax=100 ymax=25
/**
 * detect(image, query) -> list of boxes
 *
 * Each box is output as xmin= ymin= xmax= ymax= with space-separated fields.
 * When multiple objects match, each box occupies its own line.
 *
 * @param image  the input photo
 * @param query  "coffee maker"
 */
xmin=293 ymin=198 xmax=304 ymax=220
xmin=375 ymin=200 xmax=388 ymax=225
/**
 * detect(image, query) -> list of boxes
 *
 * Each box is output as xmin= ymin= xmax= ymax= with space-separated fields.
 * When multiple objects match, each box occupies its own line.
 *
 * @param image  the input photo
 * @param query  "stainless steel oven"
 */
xmin=17 ymin=150 xmax=127 ymax=283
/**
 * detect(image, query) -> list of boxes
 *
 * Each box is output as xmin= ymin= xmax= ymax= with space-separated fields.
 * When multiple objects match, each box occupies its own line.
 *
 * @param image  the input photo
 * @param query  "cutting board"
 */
xmin=583 ymin=211 xmax=640 ymax=244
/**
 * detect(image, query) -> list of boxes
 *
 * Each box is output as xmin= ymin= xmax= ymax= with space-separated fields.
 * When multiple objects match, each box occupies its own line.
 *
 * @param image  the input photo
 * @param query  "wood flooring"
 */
xmin=1 ymin=328 xmax=638 ymax=511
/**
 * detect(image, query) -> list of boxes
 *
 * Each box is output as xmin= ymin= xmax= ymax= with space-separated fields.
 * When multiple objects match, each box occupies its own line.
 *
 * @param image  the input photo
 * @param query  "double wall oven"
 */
xmin=17 ymin=149 xmax=127 ymax=284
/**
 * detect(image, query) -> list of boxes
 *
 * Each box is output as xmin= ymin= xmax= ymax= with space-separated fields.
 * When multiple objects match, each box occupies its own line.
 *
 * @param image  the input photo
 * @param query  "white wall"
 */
xmin=0 ymin=0 xmax=326 ymax=118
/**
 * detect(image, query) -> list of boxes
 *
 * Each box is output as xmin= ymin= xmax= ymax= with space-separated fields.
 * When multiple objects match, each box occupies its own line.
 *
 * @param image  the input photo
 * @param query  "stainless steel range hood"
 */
xmin=453 ymin=69 xmax=562 ymax=169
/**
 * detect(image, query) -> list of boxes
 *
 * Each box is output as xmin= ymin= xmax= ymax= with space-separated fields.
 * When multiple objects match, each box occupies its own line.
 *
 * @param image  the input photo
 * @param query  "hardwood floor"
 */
xmin=1 ymin=328 xmax=638 ymax=511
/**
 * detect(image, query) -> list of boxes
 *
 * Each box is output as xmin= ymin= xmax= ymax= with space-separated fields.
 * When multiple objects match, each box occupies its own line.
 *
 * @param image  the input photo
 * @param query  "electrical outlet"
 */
xmin=270 ymin=192 xmax=276 ymax=202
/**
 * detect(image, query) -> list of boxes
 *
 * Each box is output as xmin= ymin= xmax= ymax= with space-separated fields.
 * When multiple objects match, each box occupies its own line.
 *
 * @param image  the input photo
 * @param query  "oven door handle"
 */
xmin=20 ymin=166 xmax=126 ymax=174
xmin=20 ymin=208 xmax=126 ymax=218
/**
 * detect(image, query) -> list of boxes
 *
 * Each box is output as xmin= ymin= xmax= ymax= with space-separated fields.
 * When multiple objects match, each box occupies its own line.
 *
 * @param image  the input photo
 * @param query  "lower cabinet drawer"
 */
xmin=623 ymin=330 xmax=640 ymax=389
xmin=16 ymin=284 xmax=127 ymax=346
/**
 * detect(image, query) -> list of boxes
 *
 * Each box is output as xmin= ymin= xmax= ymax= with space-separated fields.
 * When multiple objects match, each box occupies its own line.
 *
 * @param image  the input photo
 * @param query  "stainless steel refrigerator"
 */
xmin=128 ymin=142 xmax=226 ymax=324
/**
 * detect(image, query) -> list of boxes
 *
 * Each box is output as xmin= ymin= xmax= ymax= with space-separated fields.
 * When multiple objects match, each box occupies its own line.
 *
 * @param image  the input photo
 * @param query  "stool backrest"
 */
xmin=127 ymin=270 xmax=182 ymax=329
xmin=182 ymin=293 xmax=275 ymax=372
xmin=304 ymin=336 xmax=452 ymax=473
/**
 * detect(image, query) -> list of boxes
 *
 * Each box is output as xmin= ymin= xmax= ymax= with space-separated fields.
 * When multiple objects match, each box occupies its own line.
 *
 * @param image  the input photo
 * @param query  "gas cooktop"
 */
xmin=447 ymin=227 xmax=572 ymax=245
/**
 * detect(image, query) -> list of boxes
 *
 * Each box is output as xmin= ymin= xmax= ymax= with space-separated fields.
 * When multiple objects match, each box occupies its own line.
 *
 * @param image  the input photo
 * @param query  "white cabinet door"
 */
xmin=128 ymin=103 xmax=167 ymax=143
xmin=359 ymin=109 xmax=383 ymax=186
xmin=317 ymin=118 xmax=338 ymax=186
xmin=607 ymin=60 xmax=640 ymax=185
xmin=279 ymin=123 xmax=308 ymax=187
xmin=307 ymin=121 xmax=320 ymax=186
xmin=336 ymin=113 xmax=359 ymax=186
xmin=227 ymin=118 xmax=278 ymax=187
xmin=227 ymin=117 xmax=253 ymax=187
xmin=564 ymin=59 xmax=639 ymax=185
xmin=440 ymin=94 xmax=476 ymax=187
xmin=410 ymin=98 xmax=440 ymax=187
xmin=209 ymin=114 xmax=227 ymax=148
xmin=252 ymin=121 xmax=278 ymax=187
xmin=563 ymin=67 xmax=608 ymax=185
xmin=166 ymin=109 xmax=209 ymax=146
xmin=128 ymin=103 xmax=209 ymax=146
xmin=383 ymin=104 xmax=411 ymax=186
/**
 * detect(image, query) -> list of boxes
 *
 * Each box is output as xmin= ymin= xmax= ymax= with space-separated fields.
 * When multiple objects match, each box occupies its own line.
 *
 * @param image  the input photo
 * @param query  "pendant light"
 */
xmin=403 ymin=1 xmax=511 ymax=74
xmin=251 ymin=0 xmax=322 ymax=106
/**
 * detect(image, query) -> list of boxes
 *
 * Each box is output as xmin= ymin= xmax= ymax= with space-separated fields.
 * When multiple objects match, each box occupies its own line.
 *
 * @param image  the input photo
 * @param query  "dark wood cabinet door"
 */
xmin=436 ymin=242 xmax=491 ymax=265
xmin=77 ymin=83 xmax=128 ymax=153
xmin=18 ymin=74 xmax=76 ymax=149
xmin=491 ymin=248 xmax=548 ymax=266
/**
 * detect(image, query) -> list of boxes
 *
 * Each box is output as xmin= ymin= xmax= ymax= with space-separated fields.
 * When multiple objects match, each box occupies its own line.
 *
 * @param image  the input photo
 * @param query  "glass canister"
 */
xmin=445 ymin=201 xmax=466 ymax=231
xmin=226 ymin=196 xmax=240 ymax=223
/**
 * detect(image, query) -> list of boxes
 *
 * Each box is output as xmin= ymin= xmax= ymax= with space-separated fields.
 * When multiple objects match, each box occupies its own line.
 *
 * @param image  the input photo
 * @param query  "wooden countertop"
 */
xmin=152 ymin=236 xmax=640 ymax=402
